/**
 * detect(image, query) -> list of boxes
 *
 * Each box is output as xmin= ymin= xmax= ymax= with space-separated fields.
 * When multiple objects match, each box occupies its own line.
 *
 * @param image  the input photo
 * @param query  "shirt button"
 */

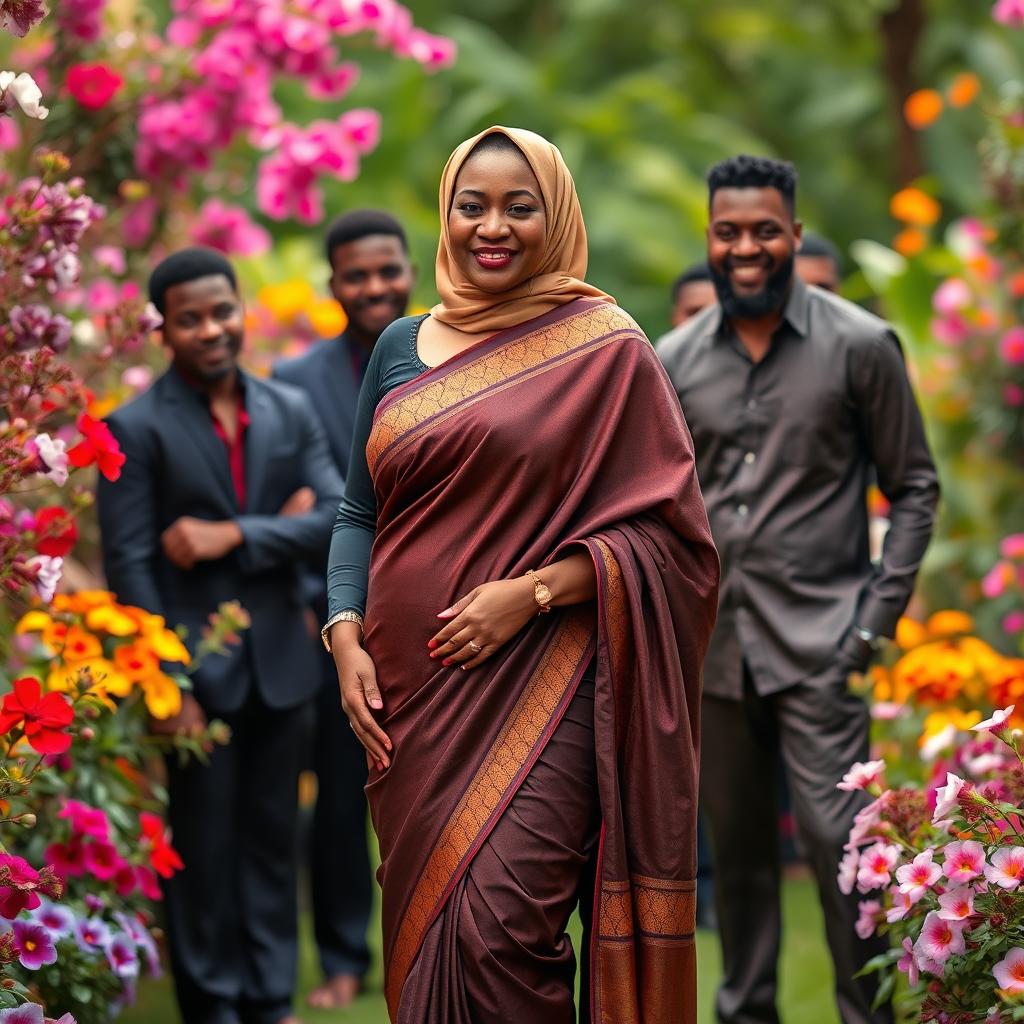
xmin=744 ymin=451 xmax=756 ymax=465
xmin=737 ymin=504 xmax=749 ymax=517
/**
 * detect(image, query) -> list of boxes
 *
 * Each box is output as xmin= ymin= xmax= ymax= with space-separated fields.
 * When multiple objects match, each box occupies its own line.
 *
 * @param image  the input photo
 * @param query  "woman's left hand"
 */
xmin=428 ymin=577 xmax=539 ymax=670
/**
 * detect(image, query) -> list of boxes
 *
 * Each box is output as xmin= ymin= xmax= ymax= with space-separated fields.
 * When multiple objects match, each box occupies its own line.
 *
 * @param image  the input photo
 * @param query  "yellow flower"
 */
xmin=149 ymin=628 xmax=191 ymax=665
xmin=926 ymin=610 xmax=975 ymax=638
xmin=258 ymin=280 xmax=316 ymax=323
xmin=15 ymin=611 xmax=53 ymax=634
xmin=52 ymin=590 xmax=116 ymax=614
xmin=86 ymin=604 xmax=140 ymax=637
xmin=904 ymin=89 xmax=943 ymax=129
xmin=62 ymin=626 xmax=104 ymax=663
xmin=307 ymin=298 xmax=347 ymax=338
xmin=47 ymin=658 xmax=131 ymax=697
xmin=896 ymin=617 xmax=929 ymax=650
xmin=920 ymin=708 xmax=982 ymax=739
xmin=87 ymin=395 xmax=119 ymax=420
xmin=141 ymin=674 xmax=183 ymax=720
xmin=890 ymin=188 xmax=942 ymax=227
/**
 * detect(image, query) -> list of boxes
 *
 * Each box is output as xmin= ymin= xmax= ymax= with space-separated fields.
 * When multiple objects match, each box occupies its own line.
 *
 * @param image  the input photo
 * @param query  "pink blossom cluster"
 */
xmin=55 ymin=0 xmax=106 ymax=42
xmin=980 ymin=534 xmax=1024 ymax=636
xmin=837 ymin=715 xmax=1024 ymax=1016
xmin=136 ymin=0 xmax=454 ymax=223
xmin=191 ymin=199 xmax=271 ymax=256
xmin=994 ymin=0 xmax=1024 ymax=27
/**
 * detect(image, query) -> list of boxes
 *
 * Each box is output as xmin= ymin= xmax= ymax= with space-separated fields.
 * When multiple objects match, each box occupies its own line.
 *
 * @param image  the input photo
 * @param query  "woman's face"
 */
xmin=448 ymin=144 xmax=547 ymax=294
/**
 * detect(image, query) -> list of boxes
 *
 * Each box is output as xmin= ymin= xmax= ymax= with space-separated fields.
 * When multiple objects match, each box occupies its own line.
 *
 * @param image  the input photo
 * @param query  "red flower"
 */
xmin=0 ymin=677 xmax=74 ymax=755
xmin=33 ymin=506 xmax=79 ymax=558
xmin=67 ymin=413 xmax=126 ymax=481
xmin=45 ymin=837 xmax=85 ymax=878
xmin=139 ymin=812 xmax=184 ymax=878
xmin=66 ymin=62 xmax=124 ymax=110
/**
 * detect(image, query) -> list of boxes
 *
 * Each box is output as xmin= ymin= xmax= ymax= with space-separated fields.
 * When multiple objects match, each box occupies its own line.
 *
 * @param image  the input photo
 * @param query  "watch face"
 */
xmin=536 ymin=584 xmax=552 ymax=604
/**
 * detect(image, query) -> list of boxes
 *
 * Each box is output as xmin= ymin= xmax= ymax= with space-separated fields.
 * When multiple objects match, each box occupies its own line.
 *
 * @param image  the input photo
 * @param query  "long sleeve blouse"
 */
xmin=326 ymin=314 xmax=429 ymax=618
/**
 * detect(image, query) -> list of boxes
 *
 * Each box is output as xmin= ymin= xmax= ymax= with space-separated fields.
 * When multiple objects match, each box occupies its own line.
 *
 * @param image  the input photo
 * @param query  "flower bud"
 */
xmin=14 ymin=813 xmax=36 ymax=828
xmin=79 ymin=726 xmax=95 ymax=742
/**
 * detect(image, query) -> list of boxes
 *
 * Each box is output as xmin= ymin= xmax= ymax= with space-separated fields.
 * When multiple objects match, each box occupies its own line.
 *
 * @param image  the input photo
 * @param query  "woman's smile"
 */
xmin=473 ymin=247 xmax=517 ymax=270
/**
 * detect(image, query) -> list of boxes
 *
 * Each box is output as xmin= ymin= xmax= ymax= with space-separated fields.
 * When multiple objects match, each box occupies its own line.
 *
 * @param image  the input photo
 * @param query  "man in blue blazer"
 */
xmin=98 ymin=248 xmax=344 ymax=1024
xmin=272 ymin=210 xmax=414 ymax=1011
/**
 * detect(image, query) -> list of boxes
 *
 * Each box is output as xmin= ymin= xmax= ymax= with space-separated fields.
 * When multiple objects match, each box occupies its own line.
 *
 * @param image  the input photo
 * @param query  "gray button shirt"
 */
xmin=657 ymin=279 xmax=939 ymax=698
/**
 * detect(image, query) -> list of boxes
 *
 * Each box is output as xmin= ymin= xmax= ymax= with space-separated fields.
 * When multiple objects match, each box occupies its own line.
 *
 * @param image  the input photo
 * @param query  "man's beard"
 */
xmin=710 ymin=254 xmax=794 ymax=320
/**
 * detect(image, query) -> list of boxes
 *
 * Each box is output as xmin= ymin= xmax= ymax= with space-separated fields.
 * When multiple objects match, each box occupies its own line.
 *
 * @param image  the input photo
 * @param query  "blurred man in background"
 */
xmin=670 ymin=260 xmax=717 ymax=326
xmin=797 ymin=231 xmax=843 ymax=292
xmin=272 ymin=210 xmax=414 ymax=1012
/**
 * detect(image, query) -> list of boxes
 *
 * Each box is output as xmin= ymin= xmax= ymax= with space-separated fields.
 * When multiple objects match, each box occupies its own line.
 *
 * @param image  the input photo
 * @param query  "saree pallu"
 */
xmin=363 ymin=298 xmax=719 ymax=1023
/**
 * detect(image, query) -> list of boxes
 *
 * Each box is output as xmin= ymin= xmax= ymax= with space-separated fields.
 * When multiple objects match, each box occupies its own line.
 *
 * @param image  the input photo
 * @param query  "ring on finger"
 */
xmin=468 ymin=640 xmax=483 ymax=653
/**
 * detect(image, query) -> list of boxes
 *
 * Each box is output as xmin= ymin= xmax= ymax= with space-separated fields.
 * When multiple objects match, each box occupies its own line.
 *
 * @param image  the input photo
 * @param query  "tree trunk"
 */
xmin=880 ymin=0 xmax=927 ymax=186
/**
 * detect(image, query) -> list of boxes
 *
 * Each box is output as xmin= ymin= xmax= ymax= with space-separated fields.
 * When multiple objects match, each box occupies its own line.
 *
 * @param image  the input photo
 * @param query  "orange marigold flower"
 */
xmin=893 ymin=228 xmax=927 ymax=257
xmin=890 ymin=188 xmax=942 ymax=227
xmin=896 ymin=617 xmax=929 ymax=650
xmin=904 ymin=89 xmax=944 ymax=129
xmin=926 ymin=610 xmax=975 ymax=638
xmin=307 ymin=298 xmax=347 ymax=338
xmin=948 ymin=72 xmax=980 ymax=108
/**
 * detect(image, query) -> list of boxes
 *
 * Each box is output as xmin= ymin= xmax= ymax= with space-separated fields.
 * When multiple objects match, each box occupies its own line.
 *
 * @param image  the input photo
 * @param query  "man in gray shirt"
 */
xmin=658 ymin=155 xmax=938 ymax=1024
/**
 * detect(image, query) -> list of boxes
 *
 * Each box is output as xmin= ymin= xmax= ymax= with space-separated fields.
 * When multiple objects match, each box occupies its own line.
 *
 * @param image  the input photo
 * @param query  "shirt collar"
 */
xmin=709 ymin=274 xmax=810 ymax=342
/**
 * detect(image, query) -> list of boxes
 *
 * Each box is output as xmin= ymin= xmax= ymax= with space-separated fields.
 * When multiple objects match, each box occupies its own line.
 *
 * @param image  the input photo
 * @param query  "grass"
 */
xmin=121 ymin=874 xmax=839 ymax=1024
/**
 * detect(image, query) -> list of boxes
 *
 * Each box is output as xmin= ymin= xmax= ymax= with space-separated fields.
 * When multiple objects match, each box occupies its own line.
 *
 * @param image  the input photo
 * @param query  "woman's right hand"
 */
xmin=332 ymin=634 xmax=392 ymax=771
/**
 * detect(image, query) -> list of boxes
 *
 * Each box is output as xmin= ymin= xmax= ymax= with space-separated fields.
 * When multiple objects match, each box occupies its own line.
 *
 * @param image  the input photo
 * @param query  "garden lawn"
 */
xmin=121 ymin=875 xmax=838 ymax=1024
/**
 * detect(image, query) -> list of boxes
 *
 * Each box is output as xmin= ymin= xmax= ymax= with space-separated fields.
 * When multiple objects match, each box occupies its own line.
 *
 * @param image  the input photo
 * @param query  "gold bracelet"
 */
xmin=525 ymin=569 xmax=553 ymax=614
xmin=321 ymin=610 xmax=364 ymax=653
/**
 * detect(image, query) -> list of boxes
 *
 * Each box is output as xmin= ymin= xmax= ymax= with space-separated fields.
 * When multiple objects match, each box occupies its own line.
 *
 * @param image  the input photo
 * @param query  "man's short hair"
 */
xmin=707 ymin=155 xmax=798 ymax=214
xmin=148 ymin=248 xmax=238 ymax=316
xmin=671 ymin=262 xmax=711 ymax=305
xmin=799 ymin=231 xmax=842 ymax=271
xmin=324 ymin=209 xmax=408 ymax=264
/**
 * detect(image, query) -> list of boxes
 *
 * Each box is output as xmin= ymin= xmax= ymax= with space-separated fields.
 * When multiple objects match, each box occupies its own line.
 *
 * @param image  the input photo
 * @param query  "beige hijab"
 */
xmin=431 ymin=126 xmax=614 ymax=333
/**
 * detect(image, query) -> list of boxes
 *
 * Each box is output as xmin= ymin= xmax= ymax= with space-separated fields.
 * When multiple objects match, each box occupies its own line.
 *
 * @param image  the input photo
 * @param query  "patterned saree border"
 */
xmin=385 ymin=609 xmax=595 ymax=1016
xmin=366 ymin=304 xmax=639 ymax=475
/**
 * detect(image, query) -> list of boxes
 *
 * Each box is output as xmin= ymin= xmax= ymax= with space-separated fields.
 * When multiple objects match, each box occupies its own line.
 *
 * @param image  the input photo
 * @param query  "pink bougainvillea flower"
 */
xmin=937 ymin=885 xmax=975 ymax=921
xmin=12 ymin=920 xmax=57 ymax=970
xmin=191 ymin=199 xmax=271 ymax=257
xmin=1001 ymin=327 xmax=1024 ymax=365
xmin=942 ymin=840 xmax=986 ymax=884
xmin=66 ymin=63 xmax=124 ymax=110
xmin=897 ymin=936 xmax=919 ymax=986
xmin=0 ymin=677 xmax=74 ymax=755
xmin=306 ymin=61 xmax=359 ymax=99
xmin=932 ymin=772 xmax=967 ymax=823
xmin=931 ymin=314 xmax=970 ymax=347
xmin=67 ymin=413 xmax=126 ymax=481
xmin=932 ymin=277 xmax=972 ymax=315
xmin=0 ymin=115 xmax=19 ymax=151
xmin=0 ymin=0 xmax=46 ymax=36
xmin=338 ymin=108 xmax=380 ymax=154
xmin=915 ymin=911 xmax=967 ymax=964
xmin=972 ymin=706 xmax=1015 ymax=733
xmin=856 ymin=842 xmax=899 ymax=893
xmin=896 ymin=848 xmax=942 ymax=902
xmin=985 ymin=846 xmax=1024 ymax=889
xmin=855 ymin=899 xmax=880 ymax=940
xmin=993 ymin=0 xmax=1024 ymax=26
xmin=837 ymin=759 xmax=886 ymax=792
xmin=1002 ymin=534 xmax=1024 ymax=559
xmin=1004 ymin=610 xmax=1024 ymax=635
xmin=982 ymin=561 xmax=1015 ymax=599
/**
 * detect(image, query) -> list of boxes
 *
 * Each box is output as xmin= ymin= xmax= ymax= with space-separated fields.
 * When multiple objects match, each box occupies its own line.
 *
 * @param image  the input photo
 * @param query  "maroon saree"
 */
xmin=362 ymin=298 xmax=719 ymax=1023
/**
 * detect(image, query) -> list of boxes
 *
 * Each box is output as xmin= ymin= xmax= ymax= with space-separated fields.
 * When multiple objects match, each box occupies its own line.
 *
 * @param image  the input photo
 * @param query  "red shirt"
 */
xmin=210 ymin=395 xmax=250 ymax=511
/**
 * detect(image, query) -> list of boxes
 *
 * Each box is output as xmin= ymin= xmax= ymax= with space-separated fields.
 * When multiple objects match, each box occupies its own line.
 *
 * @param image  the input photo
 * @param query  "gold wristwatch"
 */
xmin=525 ymin=569 xmax=552 ymax=614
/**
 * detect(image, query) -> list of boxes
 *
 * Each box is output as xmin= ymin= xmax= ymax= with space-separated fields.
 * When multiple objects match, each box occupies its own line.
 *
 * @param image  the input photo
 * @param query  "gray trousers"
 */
xmin=700 ymin=661 xmax=892 ymax=1024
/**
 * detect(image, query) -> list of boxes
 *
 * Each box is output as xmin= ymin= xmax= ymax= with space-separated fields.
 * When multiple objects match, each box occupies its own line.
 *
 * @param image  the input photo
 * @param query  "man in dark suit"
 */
xmin=97 ymin=248 xmax=344 ymax=1024
xmin=657 ymin=156 xmax=939 ymax=1024
xmin=272 ymin=210 xmax=414 ymax=1011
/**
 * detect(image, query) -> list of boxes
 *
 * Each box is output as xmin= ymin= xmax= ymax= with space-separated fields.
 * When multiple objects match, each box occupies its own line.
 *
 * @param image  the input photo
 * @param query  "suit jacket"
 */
xmin=96 ymin=366 xmax=345 ymax=714
xmin=272 ymin=333 xmax=366 ymax=610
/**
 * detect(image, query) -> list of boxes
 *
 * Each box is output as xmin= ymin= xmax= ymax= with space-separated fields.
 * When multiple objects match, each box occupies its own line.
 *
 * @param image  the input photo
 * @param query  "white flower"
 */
xmin=27 ymin=555 xmax=63 ymax=603
xmin=920 ymin=723 xmax=957 ymax=761
xmin=0 ymin=70 xmax=49 ymax=119
xmin=972 ymin=705 xmax=1015 ymax=733
xmin=932 ymin=772 xmax=967 ymax=824
xmin=837 ymin=759 xmax=886 ymax=792
xmin=33 ymin=432 xmax=68 ymax=486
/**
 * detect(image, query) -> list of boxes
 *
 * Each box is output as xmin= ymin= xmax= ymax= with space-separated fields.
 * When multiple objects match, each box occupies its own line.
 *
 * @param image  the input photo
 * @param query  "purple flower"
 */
xmin=75 ymin=915 xmax=110 ymax=951
xmin=9 ymin=305 xmax=73 ymax=353
xmin=105 ymin=932 xmax=139 ymax=978
xmin=83 ymin=894 xmax=104 ymax=914
xmin=12 ymin=920 xmax=57 ymax=969
xmin=0 ymin=0 xmax=46 ymax=36
xmin=0 ymin=1005 xmax=45 ymax=1024
xmin=114 ymin=911 xmax=160 ymax=978
xmin=32 ymin=899 xmax=75 ymax=939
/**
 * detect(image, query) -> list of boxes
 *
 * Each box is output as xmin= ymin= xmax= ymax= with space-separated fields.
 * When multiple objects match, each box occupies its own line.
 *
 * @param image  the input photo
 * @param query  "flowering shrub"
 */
xmin=0 ymin=596 xmax=244 ymax=1021
xmin=841 ymin=708 xmax=1024 ymax=1022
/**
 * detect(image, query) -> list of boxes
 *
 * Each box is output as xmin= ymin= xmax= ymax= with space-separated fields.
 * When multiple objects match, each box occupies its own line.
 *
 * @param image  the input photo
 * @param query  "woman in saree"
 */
xmin=323 ymin=125 xmax=719 ymax=1023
